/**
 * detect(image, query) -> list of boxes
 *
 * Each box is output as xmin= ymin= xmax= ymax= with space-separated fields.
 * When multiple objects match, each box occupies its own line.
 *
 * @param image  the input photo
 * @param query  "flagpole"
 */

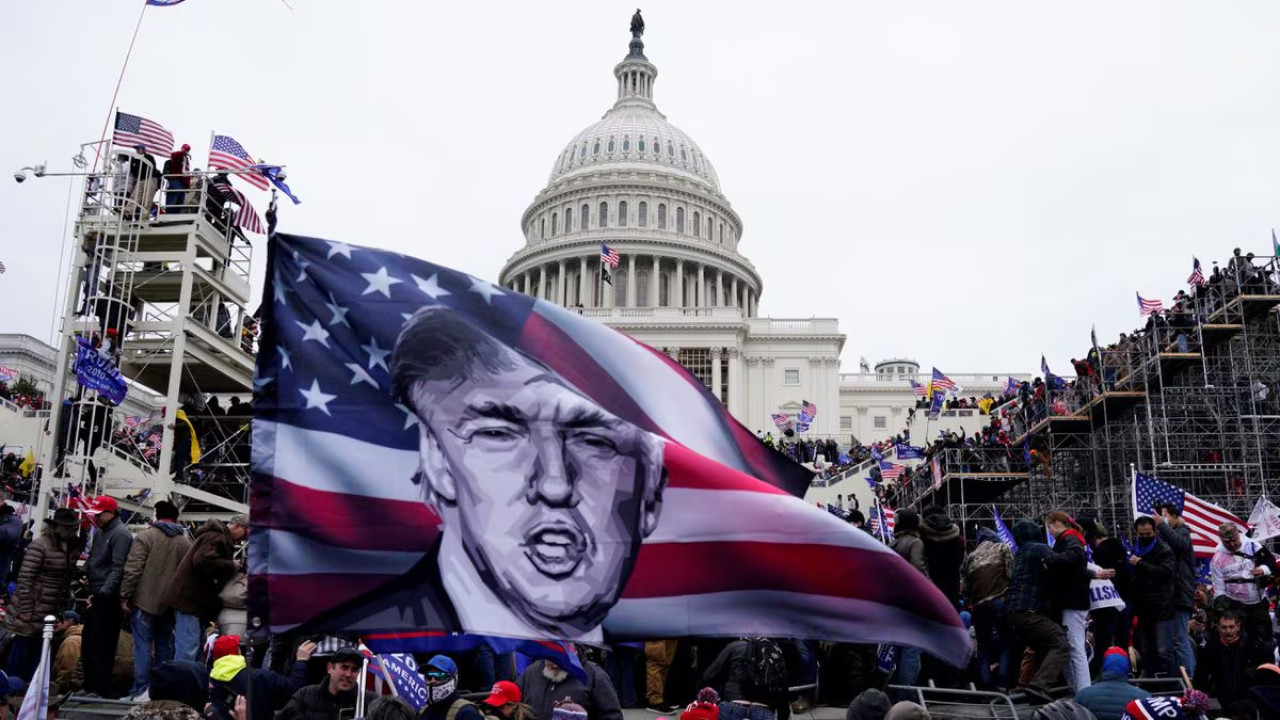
xmin=90 ymin=0 xmax=151 ymax=174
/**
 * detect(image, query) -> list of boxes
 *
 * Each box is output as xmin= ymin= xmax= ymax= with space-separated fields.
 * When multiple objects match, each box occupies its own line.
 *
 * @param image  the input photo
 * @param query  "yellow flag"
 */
xmin=175 ymin=409 xmax=202 ymax=463
xmin=18 ymin=449 xmax=35 ymax=477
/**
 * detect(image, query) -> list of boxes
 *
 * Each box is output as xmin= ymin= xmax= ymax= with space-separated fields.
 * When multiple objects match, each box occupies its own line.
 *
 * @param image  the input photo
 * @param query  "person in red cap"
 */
xmin=162 ymin=144 xmax=192 ymax=210
xmin=82 ymin=495 xmax=134 ymax=697
xmin=483 ymin=681 xmax=533 ymax=720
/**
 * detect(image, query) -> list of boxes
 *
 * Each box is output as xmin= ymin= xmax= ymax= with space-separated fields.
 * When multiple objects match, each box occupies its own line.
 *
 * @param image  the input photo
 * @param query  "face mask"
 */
xmin=428 ymin=675 xmax=457 ymax=703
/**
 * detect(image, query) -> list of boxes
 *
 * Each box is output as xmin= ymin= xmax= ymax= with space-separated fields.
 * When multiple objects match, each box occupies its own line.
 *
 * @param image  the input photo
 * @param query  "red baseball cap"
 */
xmin=87 ymin=496 xmax=118 ymax=514
xmin=483 ymin=681 xmax=521 ymax=707
xmin=212 ymin=634 xmax=242 ymax=660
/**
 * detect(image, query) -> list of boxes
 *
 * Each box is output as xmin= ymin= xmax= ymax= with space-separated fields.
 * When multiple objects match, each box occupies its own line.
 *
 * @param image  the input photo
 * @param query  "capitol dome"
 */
xmin=500 ymin=16 xmax=761 ymax=317
xmin=549 ymin=106 xmax=723 ymax=192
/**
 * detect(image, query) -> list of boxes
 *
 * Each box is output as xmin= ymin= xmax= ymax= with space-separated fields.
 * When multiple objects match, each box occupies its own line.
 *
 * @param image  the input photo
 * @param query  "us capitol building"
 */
xmin=499 ymin=13 xmax=1015 ymax=442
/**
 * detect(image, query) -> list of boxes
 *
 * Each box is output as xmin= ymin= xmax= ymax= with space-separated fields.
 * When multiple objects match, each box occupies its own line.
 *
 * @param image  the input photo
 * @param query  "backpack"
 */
xmin=745 ymin=638 xmax=786 ymax=695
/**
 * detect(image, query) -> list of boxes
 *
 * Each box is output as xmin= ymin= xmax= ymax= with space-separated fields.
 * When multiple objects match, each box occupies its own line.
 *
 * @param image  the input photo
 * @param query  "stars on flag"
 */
xmin=325 ymin=294 xmax=350 ymax=327
xmin=295 ymin=319 xmax=332 ymax=347
xmin=468 ymin=277 xmax=505 ymax=304
xmin=361 ymin=267 xmax=403 ymax=298
xmin=327 ymin=240 xmax=355 ymax=260
xmin=344 ymin=363 xmax=379 ymax=389
xmin=298 ymin=379 xmax=337 ymax=415
xmin=413 ymin=273 xmax=451 ymax=301
xmin=362 ymin=336 xmax=391 ymax=372
xmin=395 ymin=402 xmax=420 ymax=430
xmin=277 ymin=346 xmax=293 ymax=371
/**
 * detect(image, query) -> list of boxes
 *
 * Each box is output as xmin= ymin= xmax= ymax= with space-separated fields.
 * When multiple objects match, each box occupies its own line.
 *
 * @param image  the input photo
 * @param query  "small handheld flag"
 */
xmin=1136 ymin=293 xmax=1163 ymax=316
xmin=1187 ymin=257 xmax=1207 ymax=287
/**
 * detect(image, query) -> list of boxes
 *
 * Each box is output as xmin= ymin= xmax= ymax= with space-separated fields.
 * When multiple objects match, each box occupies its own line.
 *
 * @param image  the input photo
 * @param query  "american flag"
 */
xmin=600 ymin=243 xmax=620 ymax=268
xmin=802 ymin=400 xmax=817 ymax=417
xmin=1137 ymin=292 xmax=1164 ymax=316
xmin=1132 ymin=472 xmax=1247 ymax=558
xmin=112 ymin=111 xmax=174 ymax=155
xmin=770 ymin=412 xmax=791 ymax=430
xmin=880 ymin=462 xmax=906 ymax=480
xmin=868 ymin=504 xmax=896 ymax=541
xmin=212 ymin=179 xmax=266 ymax=235
xmin=1187 ymin=257 xmax=1207 ymax=287
xmin=250 ymin=233 xmax=969 ymax=665
xmin=909 ymin=380 xmax=928 ymax=398
xmin=931 ymin=367 xmax=955 ymax=393
xmin=208 ymin=135 xmax=270 ymax=190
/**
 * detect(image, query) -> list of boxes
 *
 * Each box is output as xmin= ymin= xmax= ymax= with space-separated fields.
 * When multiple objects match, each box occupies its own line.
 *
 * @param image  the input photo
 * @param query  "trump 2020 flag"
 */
xmin=250 ymin=234 xmax=969 ymax=664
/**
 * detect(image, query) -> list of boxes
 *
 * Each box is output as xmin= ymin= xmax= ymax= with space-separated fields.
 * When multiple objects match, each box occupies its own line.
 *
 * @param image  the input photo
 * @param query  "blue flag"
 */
xmin=364 ymin=634 xmax=586 ymax=683
xmin=895 ymin=444 xmax=923 ymax=460
xmin=928 ymin=386 xmax=946 ymax=420
xmin=369 ymin=653 xmax=429 ymax=710
xmin=249 ymin=164 xmax=301 ymax=205
xmin=870 ymin=445 xmax=884 ymax=463
xmin=875 ymin=644 xmax=899 ymax=673
xmin=73 ymin=337 xmax=128 ymax=405
xmin=992 ymin=506 xmax=1018 ymax=551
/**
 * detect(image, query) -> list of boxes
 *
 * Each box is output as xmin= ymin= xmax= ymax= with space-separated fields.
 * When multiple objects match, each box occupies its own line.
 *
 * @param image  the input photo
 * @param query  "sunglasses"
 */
xmin=425 ymin=671 xmax=452 ymax=681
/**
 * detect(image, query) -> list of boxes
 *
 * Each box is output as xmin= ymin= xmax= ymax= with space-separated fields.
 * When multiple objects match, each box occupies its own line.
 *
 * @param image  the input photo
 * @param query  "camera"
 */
xmin=13 ymin=171 xmax=25 ymax=183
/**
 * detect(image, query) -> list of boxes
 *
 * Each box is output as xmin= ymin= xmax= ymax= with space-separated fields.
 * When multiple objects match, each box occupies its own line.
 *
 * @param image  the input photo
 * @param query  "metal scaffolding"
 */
xmin=902 ymin=254 xmax=1280 ymax=534
xmin=34 ymin=151 xmax=257 ymax=525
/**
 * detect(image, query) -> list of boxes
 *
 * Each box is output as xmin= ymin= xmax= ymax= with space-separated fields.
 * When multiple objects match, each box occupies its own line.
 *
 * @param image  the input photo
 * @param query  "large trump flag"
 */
xmin=251 ymin=234 xmax=968 ymax=664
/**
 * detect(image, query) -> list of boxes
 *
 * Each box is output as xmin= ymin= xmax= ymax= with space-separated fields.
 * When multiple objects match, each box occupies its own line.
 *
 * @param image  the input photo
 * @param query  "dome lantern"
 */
xmin=614 ymin=10 xmax=657 ymax=109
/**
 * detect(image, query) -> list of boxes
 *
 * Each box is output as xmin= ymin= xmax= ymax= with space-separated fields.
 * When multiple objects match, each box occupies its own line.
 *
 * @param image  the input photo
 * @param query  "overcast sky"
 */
xmin=3 ymin=1 xmax=1279 ymax=375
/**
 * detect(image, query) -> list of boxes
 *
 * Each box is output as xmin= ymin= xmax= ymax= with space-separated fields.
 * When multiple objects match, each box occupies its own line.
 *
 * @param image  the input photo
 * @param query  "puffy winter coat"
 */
xmin=121 ymin=522 xmax=191 ymax=616
xmin=1074 ymin=672 xmax=1150 ymax=720
xmin=1006 ymin=520 xmax=1053 ymax=615
xmin=3 ymin=527 xmax=82 ymax=637
xmin=890 ymin=532 xmax=928 ymax=576
xmin=164 ymin=520 xmax=237 ymax=619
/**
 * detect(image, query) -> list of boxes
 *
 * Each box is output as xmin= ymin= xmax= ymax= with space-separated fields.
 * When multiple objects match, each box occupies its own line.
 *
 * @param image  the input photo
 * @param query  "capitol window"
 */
xmin=619 ymin=201 xmax=628 ymax=227
xmin=693 ymin=211 xmax=700 ymax=237
xmin=784 ymin=369 xmax=800 ymax=385
xmin=668 ymin=143 xmax=675 ymax=158
xmin=874 ymin=416 xmax=887 ymax=430
xmin=638 ymin=138 xmax=646 ymax=152
xmin=565 ymin=207 xmax=573 ymax=232
xmin=707 ymin=217 xmax=713 ymax=239
xmin=599 ymin=202 xmax=608 ymax=227
xmin=676 ymin=207 xmax=685 ymax=233
xmin=719 ymin=223 xmax=724 ymax=242
xmin=593 ymin=141 xmax=600 ymax=155
xmin=840 ymin=417 xmax=852 ymax=431
xmin=622 ymin=136 xmax=630 ymax=152
xmin=654 ymin=139 xmax=661 ymax=156
xmin=607 ymin=138 xmax=615 ymax=153
xmin=580 ymin=144 xmax=587 ymax=158
xmin=582 ymin=204 xmax=590 ymax=228
xmin=540 ymin=218 xmax=545 ymax=239
xmin=680 ymin=146 xmax=687 ymax=162
xmin=638 ymin=202 xmax=648 ymax=227
xmin=551 ymin=213 xmax=558 ymax=235
xmin=657 ymin=204 xmax=667 ymax=229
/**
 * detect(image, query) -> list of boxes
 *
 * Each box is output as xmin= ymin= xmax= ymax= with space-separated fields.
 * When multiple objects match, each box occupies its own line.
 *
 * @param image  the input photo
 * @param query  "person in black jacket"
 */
xmin=278 ymin=648 xmax=377 ymax=720
xmin=702 ymin=639 xmax=788 ymax=720
xmin=1193 ymin=612 xmax=1257 ymax=709
xmin=1045 ymin=511 xmax=1090 ymax=692
xmin=1155 ymin=503 xmax=1197 ymax=677
xmin=1130 ymin=516 xmax=1176 ymax=678
xmin=1005 ymin=520 xmax=1069 ymax=702
xmin=1081 ymin=519 xmax=1133 ymax=677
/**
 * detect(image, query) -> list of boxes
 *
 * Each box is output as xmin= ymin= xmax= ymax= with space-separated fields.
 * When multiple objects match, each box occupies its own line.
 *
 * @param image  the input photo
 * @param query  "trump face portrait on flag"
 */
xmin=251 ymin=233 xmax=970 ymax=665
xmin=389 ymin=306 xmax=665 ymax=640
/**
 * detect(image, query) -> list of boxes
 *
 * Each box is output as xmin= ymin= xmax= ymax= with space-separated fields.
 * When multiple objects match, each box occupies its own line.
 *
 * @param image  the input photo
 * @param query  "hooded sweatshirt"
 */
xmin=919 ymin=511 xmax=964 ymax=607
xmin=1006 ymin=520 xmax=1053 ymax=615
xmin=963 ymin=529 xmax=1013 ymax=606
